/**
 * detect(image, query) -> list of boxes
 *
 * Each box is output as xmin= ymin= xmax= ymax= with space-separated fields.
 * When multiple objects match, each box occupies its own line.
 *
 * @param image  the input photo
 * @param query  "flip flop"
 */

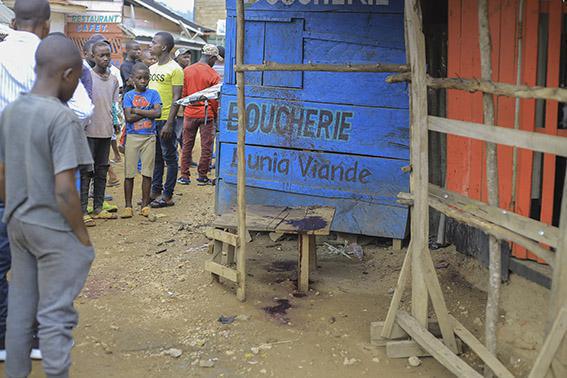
xmin=139 ymin=206 xmax=151 ymax=217
xmin=150 ymin=198 xmax=175 ymax=208
xmin=92 ymin=210 xmax=118 ymax=220
xmin=83 ymin=215 xmax=96 ymax=227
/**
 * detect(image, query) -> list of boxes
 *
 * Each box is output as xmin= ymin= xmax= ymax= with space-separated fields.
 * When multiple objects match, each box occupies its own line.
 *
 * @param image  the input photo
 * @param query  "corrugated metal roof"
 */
xmin=121 ymin=24 xmax=207 ymax=50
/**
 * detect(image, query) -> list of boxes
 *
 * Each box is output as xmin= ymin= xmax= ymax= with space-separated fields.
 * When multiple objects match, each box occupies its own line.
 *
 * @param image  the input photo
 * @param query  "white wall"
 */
xmin=50 ymin=13 xmax=66 ymax=33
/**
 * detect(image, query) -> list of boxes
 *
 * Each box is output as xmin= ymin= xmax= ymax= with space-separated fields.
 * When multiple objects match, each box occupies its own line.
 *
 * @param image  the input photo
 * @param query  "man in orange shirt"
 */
xmin=177 ymin=44 xmax=223 ymax=186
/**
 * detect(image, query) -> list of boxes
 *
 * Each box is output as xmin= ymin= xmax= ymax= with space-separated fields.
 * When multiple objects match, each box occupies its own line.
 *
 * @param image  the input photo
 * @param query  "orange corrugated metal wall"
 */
xmin=447 ymin=0 xmax=566 ymax=262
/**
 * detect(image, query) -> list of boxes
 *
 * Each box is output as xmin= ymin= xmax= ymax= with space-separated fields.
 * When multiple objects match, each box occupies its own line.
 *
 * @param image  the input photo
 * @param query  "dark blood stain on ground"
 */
xmin=285 ymin=216 xmax=326 ymax=231
xmin=268 ymin=260 xmax=297 ymax=273
xmin=263 ymin=299 xmax=292 ymax=324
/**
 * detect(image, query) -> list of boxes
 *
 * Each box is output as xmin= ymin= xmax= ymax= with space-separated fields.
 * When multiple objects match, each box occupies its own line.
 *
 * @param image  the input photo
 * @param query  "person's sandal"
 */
xmin=177 ymin=177 xmax=191 ymax=185
xmin=119 ymin=207 xmax=134 ymax=219
xmin=83 ymin=215 xmax=96 ymax=227
xmin=150 ymin=198 xmax=175 ymax=208
xmin=196 ymin=177 xmax=214 ymax=186
xmin=93 ymin=210 xmax=118 ymax=220
xmin=139 ymin=207 xmax=151 ymax=217
xmin=106 ymin=178 xmax=120 ymax=188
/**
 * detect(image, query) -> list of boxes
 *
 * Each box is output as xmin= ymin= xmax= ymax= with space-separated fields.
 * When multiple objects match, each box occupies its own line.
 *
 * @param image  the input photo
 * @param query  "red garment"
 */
xmin=182 ymin=62 xmax=221 ymax=119
xmin=180 ymin=117 xmax=214 ymax=179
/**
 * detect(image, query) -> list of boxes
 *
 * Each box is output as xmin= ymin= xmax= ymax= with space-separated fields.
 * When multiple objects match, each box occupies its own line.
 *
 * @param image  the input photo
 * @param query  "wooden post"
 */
xmin=405 ymin=0 xmax=429 ymax=329
xmin=478 ymin=1 xmax=501 ymax=376
xmin=549 ymin=167 xmax=567 ymax=374
xmin=298 ymin=234 xmax=311 ymax=293
xmin=235 ymin=0 xmax=248 ymax=302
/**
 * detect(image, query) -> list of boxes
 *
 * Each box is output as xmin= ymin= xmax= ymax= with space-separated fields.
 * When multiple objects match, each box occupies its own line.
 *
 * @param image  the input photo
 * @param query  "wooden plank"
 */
xmin=205 ymin=228 xmax=240 ymax=247
xmin=404 ymin=0 xmax=429 ymax=329
xmin=217 ymin=181 xmax=410 ymax=239
xmin=550 ymin=166 xmax=567 ymax=371
xmin=396 ymin=311 xmax=483 ymax=378
xmin=276 ymin=207 xmax=335 ymax=236
xmin=393 ymin=239 xmax=403 ymax=250
xmin=234 ymin=62 xmax=410 ymax=73
xmin=373 ymin=319 xmax=442 ymax=346
xmin=386 ymin=340 xmax=429 ymax=358
xmin=235 ymin=0 xmax=247 ymax=302
xmin=387 ymin=74 xmax=567 ymax=103
xmin=308 ymin=235 xmax=317 ymax=272
xmin=428 ymin=116 xmax=567 ymax=157
xmin=382 ymin=243 xmax=412 ymax=338
xmin=387 ymin=339 xmax=463 ymax=359
xmin=528 ymin=308 xmax=567 ymax=378
xmin=428 ymin=195 xmax=555 ymax=267
xmin=429 ymin=184 xmax=559 ymax=248
xmin=219 ymin=143 xmax=411 ymax=207
xmin=451 ymin=316 xmax=514 ymax=378
xmin=297 ymin=234 xmax=310 ymax=293
xmin=219 ymin=97 xmax=410 ymax=160
xmin=205 ymin=261 xmax=239 ymax=283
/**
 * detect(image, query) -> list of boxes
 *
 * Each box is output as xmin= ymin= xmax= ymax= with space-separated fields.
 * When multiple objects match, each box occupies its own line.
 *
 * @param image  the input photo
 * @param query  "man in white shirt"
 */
xmin=0 ymin=0 xmax=92 ymax=362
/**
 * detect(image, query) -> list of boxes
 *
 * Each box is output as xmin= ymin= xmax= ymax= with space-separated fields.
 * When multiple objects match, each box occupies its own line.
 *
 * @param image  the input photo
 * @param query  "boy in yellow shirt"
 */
xmin=148 ymin=32 xmax=184 ymax=208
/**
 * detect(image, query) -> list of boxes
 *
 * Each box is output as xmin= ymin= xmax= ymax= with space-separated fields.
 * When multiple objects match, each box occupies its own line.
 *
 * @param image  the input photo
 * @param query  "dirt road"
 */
xmin=7 ymin=170 xmax=548 ymax=377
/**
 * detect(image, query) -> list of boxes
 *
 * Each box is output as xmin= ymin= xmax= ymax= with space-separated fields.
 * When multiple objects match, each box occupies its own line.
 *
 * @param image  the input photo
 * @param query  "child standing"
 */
xmin=120 ymin=63 xmax=162 ymax=218
xmin=81 ymin=41 xmax=120 ymax=225
xmin=0 ymin=34 xmax=94 ymax=378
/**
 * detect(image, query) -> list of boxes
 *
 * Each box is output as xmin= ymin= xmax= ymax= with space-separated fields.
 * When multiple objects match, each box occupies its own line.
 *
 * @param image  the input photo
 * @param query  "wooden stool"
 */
xmin=205 ymin=205 xmax=335 ymax=298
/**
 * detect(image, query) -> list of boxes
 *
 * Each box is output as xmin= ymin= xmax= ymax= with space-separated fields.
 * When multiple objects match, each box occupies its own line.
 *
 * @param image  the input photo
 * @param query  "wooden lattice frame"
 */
xmin=378 ymin=1 xmax=567 ymax=377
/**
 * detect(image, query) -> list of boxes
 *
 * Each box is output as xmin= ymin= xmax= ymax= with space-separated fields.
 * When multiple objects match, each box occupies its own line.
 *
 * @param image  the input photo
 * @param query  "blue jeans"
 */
xmin=152 ymin=121 xmax=178 ymax=198
xmin=0 ymin=204 xmax=10 ymax=341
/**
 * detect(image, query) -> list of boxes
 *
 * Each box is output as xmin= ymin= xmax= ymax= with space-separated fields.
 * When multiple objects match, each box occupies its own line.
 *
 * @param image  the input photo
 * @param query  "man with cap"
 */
xmin=178 ymin=44 xmax=224 ymax=186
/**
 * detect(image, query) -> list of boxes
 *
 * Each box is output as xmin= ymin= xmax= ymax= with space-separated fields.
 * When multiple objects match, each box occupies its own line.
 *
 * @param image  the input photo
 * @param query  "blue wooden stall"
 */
xmin=216 ymin=0 xmax=409 ymax=239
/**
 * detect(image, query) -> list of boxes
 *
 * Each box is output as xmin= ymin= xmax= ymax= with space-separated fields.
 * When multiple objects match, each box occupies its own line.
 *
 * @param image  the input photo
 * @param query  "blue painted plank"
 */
xmin=216 ymin=180 xmax=409 ymax=239
xmin=263 ymin=19 xmax=304 ymax=88
xmin=227 ymin=0 xmax=404 ymax=14
xmin=218 ymin=143 xmax=410 ymax=206
xmin=219 ymin=96 xmax=409 ymax=159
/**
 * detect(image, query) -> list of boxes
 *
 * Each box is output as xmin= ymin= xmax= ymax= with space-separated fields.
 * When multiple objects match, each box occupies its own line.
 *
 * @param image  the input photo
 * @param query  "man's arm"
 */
xmin=161 ymin=85 xmax=182 ymax=140
xmin=55 ymin=169 xmax=91 ymax=246
xmin=0 ymin=163 xmax=5 ymax=203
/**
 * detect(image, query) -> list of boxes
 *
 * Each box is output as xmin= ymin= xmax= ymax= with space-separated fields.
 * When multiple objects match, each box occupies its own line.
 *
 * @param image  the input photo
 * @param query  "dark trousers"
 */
xmin=180 ymin=117 xmax=215 ymax=179
xmin=0 ymin=204 xmax=9 ymax=342
xmin=152 ymin=121 xmax=179 ymax=198
xmin=80 ymin=137 xmax=111 ymax=213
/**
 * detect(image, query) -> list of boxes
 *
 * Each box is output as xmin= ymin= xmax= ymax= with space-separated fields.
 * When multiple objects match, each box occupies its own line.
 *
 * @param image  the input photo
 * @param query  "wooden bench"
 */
xmin=205 ymin=205 xmax=336 ymax=297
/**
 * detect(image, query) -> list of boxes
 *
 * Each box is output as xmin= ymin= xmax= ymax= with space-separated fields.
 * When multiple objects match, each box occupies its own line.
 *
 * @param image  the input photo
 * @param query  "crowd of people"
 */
xmin=0 ymin=0 xmax=224 ymax=376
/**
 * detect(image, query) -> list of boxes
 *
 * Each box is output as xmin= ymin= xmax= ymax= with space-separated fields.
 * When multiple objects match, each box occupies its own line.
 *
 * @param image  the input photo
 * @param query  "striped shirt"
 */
xmin=0 ymin=30 xmax=37 ymax=113
xmin=0 ymin=30 xmax=93 ymax=120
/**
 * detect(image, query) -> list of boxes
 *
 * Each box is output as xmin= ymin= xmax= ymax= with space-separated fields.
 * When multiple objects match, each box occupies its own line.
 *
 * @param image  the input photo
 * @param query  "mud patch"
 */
xmin=268 ymin=260 xmax=297 ymax=273
xmin=263 ymin=299 xmax=292 ymax=324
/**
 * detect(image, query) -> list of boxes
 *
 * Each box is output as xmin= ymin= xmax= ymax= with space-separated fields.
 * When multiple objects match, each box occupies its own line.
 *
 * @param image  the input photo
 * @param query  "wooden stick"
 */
xmin=549 ymin=167 xmax=567 ymax=372
xmin=396 ymin=311 xmax=482 ymax=378
xmin=234 ymin=62 xmax=410 ymax=73
xmin=428 ymin=116 xmax=567 ymax=157
xmin=404 ymin=0 xmax=429 ymax=329
xmin=451 ymin=316 xmax=514 ymax=378
xmin=528 ymin=307 xmax=567 ymax=378
xmin=235 ymin=0 xmax=247 ymax=302
xmin=386 ymin=73 xmax=567 ymax=102
xmin=381 ymin=242 xmax=412 ymax=339
xmin=478 ymin=3 xmax=501 ymax=377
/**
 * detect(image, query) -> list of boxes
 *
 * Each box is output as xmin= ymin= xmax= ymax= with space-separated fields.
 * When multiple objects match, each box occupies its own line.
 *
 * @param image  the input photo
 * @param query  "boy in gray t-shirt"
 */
xmin=0 ymin=34 xmax=94 ymax=378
